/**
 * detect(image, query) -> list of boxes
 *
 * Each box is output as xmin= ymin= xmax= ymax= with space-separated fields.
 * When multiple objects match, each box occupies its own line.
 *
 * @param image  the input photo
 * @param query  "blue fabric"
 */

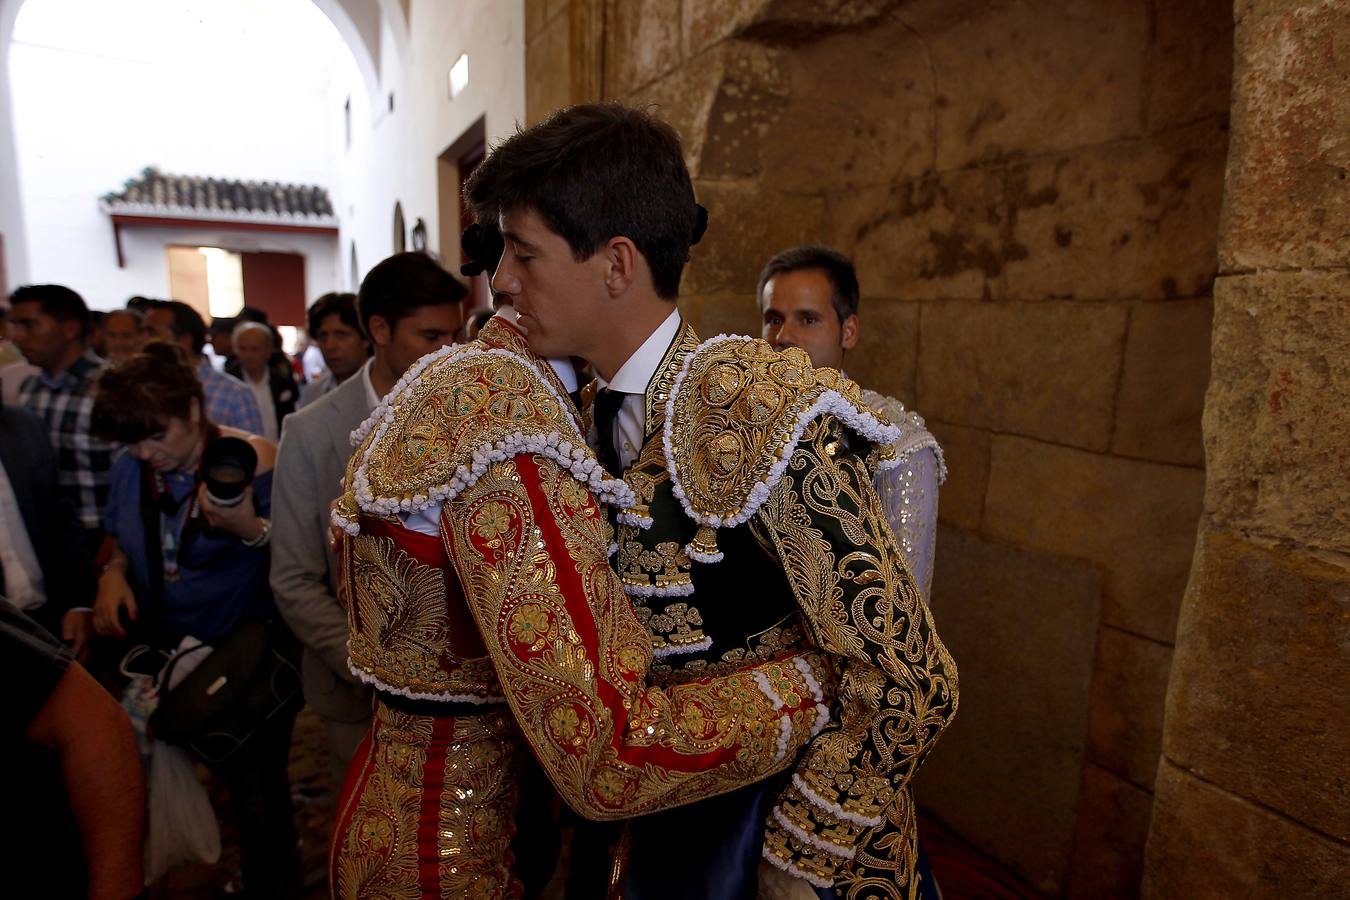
xmin=621 ymin=773 xmax=831 ymax=900
xmin=103 ymin=454 xmax=273 ymax=643
xmin=198 ymin=360 xmax=265 ymax=435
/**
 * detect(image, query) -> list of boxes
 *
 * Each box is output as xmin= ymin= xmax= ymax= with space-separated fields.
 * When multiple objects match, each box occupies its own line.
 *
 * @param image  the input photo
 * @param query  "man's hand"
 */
xmin=92 ymin=567 xmax=137 ymax=640
xmin=61 ymin=609 xmax=94 ymax=663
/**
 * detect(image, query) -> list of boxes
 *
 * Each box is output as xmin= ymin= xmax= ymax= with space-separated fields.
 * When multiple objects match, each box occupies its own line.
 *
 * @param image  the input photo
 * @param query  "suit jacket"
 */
xmin=269 ymin=371 xmax=372 ymax=724
xmin=0 ymin=404 xmax=97 ymax=632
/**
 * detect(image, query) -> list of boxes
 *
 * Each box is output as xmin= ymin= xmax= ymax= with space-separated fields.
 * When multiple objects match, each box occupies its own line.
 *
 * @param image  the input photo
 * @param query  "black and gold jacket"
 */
xmin=582 ymin=324 xmax=959 ymax=897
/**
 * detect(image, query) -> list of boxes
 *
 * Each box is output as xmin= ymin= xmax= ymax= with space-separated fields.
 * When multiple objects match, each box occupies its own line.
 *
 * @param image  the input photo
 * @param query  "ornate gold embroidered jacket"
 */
xmin=582 ymin=325 xmax=959 ymax=897
xmin=331 ymin=318 xmax=834 ymax=825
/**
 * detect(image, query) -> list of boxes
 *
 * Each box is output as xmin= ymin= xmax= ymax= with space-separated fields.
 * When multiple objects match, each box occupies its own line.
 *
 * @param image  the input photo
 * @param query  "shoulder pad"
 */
xmin=338 ymin=346 xmax=632 ymax=529
xmin=663 ymin=335 xmax=902 ymax=528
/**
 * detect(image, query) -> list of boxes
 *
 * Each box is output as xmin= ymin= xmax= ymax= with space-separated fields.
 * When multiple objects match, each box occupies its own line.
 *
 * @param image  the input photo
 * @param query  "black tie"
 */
xmin=593 ymin=387 xmax=626 ymax=474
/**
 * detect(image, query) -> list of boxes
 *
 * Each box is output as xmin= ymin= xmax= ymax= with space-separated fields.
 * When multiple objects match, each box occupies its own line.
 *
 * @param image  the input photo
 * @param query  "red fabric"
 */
xmin=492 ymin=454 xmax=781 ymax=776
xmin=358 ymin=514 xmax=489 ymax=659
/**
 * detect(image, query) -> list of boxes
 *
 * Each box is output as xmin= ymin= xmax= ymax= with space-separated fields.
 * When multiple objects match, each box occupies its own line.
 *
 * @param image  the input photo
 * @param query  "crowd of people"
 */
xmin=0 ymin=103 xmax=953 ymax=900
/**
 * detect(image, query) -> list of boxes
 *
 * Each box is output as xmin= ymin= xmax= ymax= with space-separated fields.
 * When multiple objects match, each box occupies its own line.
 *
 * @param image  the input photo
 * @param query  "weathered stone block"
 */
xmin=682 ymin=0 xmax=765 ymax=58
xmin=525 ymin=11 xmax=570 ymax=126
xmin=916 ymin=300 xmax=1128 ymax=451
xmin=677 ymin=292 xmax=760 ymax=341
xmin=1220 ymin=0 xmax=1350 ymax=271
xmin=683 ymin=180 xmax=824 ymax=294
xmin=603 ymin=0 xmax=683 ymax=95
xmin=1002 ymin=119 xmax=1228 ymax=303
xmin=1144 ymin=759 xmax=1350 ymax=899
xmin=697 ymin=42 xmax=791 ymax=181
xmin=1067 ymin=764 xmax=1154 ymax=900
xmin=847 ymin=298 xmax=918 ymax=409
xmin=1205 ymin=272 xmax=1350 ymax=553
xmin=1145 ymin=0 xmax=1234 ymax=131
xmin=926 ymin=421 xmax=989 ymax=531
xmin=525 ymin=0 xmax=549 ymax=41
xmin=983 ymin=435 xmax=1204 ymax=642
xmin=622 ymin=48 xmax=727 ymax=177
xmin=1086 ymin=626 xmax=1172 ymax=790
xmin=1112 ymin=299 xmax=1213 ymax=467
xmin=918 ymin=527 xmax=1102 ymax=896
xmin=1162 ymin=530 xmax=1350 ymax=842
xmin=748 ymin=20 xmax=935 ymax=191
xmin=828 ymin=168 xmax=1009 ymax=301
xmin=915 ymin=0 xmax=1148 ymax=169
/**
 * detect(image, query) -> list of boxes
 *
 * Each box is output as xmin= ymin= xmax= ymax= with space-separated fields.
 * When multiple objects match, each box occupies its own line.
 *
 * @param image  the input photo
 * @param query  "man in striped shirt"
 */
xmin=9 ymin=285 xmax=117 ymax=549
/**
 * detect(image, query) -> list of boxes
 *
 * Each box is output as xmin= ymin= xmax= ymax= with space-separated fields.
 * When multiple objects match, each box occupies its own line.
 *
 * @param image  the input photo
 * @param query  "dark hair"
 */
xmin=357 ymin=252 xmax=465 ymax=338
xmin=465 ymin=103 xmax=698 ymax=300
xmin=126 ymin=296 xmax=155 ymax=315
xmin=151 ymin=299 xmax=209 ymax=354
xmin=208 ymin=315 xmax=237 ymax=335
xmin=92 ymin=341 xmax=205 ymax=443
xmin=9 ymin=284 xmax=92 ymax=338
xmin=91 ymin=311 xmax=108 ymax=328
xmin=756 ymin=246 xmax=861 ymax=323
xmin=237 ymin=306 xmax=270 ymax=325
xmin=307 ymin=291 xmax=361 ymax=336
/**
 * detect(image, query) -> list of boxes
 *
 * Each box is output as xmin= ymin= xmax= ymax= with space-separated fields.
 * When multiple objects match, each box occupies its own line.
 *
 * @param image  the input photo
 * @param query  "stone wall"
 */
xmin=525 ymin=1 xmax=1232 ymax=895
xmin=1143 ymin=1 xmax=1350 ymax=896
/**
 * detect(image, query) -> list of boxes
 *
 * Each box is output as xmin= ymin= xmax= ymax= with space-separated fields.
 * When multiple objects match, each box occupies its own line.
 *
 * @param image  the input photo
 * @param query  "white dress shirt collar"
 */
xmin=360 ymin=357 xmax=380 ymax=410
xmin=596 ymin=308 xmax=682 ymax=396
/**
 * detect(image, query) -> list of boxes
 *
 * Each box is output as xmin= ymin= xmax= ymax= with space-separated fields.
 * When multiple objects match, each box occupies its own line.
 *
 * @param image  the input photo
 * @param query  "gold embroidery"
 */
xmin=443 ymin=456 xmax=830 ymax=820
xmin=347 ymin=535 xmax=500 ymax=699
xmin=333 ymin=706 xmax=433 ymax=900
xmin=352 ymin=343 xmax=584 ymax=512
xmin=666 ymin=336 xmax=871 ymax=522
xmin=332 ymin=704 xmax=526 ymax=899
xmin=757 ymin=418 xmax=957 ymax=886
xmin=437 ymin=711 xmax=526 ymax=899
xmin=633 ymin=601 xmax=707 ymax=652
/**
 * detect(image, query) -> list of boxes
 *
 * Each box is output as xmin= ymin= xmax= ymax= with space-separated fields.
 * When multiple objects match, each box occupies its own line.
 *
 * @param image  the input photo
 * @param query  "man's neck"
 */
xmin=243 ymin=367 xmax=267 ymax=385
xmin=369 ymin=352 xmax=400 ymax=399
xmin=589 ymin=300 xmax=677 ymax=383
xmin=42 ymin=342 xmax=85 ymax=377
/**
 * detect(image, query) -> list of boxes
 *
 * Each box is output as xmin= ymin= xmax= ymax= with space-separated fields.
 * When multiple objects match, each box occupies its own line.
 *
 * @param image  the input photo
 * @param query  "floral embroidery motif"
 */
xmin=346 ymin=535 xmax=502 ymax=701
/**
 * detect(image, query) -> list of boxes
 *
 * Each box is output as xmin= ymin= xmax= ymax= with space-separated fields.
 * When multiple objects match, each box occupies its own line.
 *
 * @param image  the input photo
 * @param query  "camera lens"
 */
xmin=202 ymin=437 xmax=258 ymax=508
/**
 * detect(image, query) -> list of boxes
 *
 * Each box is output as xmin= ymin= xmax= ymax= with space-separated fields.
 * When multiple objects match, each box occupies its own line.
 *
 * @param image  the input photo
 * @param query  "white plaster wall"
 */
xmin=101 ymin=227 xmax=338 ymax=312
xmin=0 ymin=0 xmax=29 ymax=287
xmin=331 ymin=0 xmax=525 ymax=287
xmin=1 ymin=0 xmax=525 ymax=306
xmin=7 ymin=0 xmax=353 ymax=309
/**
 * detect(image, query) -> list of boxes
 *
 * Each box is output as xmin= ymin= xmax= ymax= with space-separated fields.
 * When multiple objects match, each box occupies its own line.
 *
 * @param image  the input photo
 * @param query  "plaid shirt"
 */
xmin=197 ymin=359 xmax=265 ymax=435
xmin=17 ymin=350 xmax=117 ymax=536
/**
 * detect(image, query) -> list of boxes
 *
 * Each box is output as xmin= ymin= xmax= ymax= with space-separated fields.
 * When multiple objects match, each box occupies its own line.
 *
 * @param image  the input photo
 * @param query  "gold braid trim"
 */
xmin=443 ymin=454 xmax=833 ymax=821
xmin=757 ymin=418 xmax=958 ymax=890
xmin=663 ymin=335 xmax=898 ymax=529
xmin=337 ymin=343 xmax=631 ymax=529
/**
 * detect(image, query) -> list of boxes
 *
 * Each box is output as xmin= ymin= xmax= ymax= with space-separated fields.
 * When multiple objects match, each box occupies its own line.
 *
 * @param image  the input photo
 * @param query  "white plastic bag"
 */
xmin=144 ymin=740 xmax=221 ymax=883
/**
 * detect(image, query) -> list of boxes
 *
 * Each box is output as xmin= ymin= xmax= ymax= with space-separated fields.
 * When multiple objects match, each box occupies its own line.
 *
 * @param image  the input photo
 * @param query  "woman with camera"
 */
xmin=91 ymin=342 xmax=301 ymax=899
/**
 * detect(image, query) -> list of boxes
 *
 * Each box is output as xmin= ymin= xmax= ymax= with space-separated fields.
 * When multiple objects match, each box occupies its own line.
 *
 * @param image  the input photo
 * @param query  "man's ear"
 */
xmin=840 ymin=314 xmax=860 ymax=352
xmin=366 ymin=315 xmax=391 ymax=348
xmin=602 ymin=236 xmax=639 ymax=297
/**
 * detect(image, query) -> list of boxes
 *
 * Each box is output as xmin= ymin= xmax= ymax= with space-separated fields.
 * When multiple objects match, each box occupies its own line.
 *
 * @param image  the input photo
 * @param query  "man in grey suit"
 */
xmin=270 ymin=253 xmax=467 ymax=778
